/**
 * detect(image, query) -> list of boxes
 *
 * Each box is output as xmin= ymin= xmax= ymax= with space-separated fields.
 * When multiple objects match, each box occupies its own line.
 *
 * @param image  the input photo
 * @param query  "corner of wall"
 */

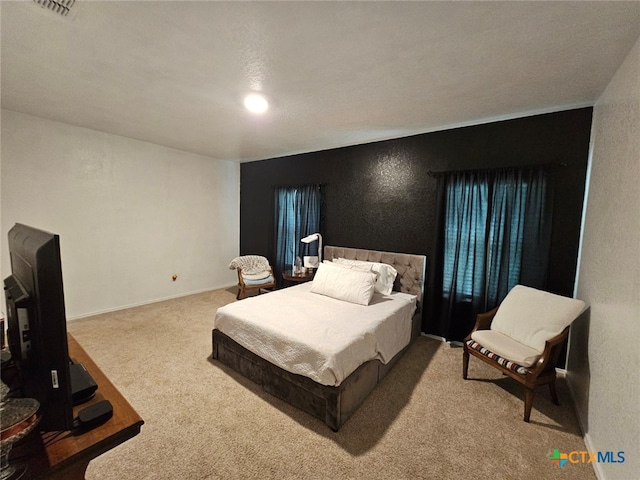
xmin=568 ymin=34 xmax=640 ymax=480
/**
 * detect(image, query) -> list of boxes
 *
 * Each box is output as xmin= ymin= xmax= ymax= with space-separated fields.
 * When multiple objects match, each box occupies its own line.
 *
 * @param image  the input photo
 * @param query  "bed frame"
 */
xmin=212 ymin=246 xmax=427 ymax=431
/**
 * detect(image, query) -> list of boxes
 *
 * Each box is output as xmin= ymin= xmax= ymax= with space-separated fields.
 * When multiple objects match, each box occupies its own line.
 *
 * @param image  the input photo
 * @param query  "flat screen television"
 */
xmin=3 ymin=223 xmax=75 ymax=431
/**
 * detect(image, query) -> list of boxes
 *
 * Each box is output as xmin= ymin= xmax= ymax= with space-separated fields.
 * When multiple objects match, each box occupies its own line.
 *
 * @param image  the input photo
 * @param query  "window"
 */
xmin=442 ymin=167 xmax=549 ymax=312
xmin=274 ymin=185 xmax=321 ymax=276
xmin=443 ymin=176 xmax=488 ymax=299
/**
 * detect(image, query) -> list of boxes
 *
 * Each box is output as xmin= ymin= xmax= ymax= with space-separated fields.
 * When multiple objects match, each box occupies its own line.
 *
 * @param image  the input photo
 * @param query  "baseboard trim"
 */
xmin=582 ymin=432 xmax=605 ymax=480
xmin=421 ymin=332 xmax=446 ymax=342
xmin=564 ymin=372 xmax=603 ymax=480
xmin=420 ymin=333 xmax=465 ymax=348
xmin=67 ymin=283 xmax=236 ymax=321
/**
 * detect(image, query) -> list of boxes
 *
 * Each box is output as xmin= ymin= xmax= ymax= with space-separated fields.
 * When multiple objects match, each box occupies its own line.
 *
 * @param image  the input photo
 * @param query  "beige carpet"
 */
xmin=68 ymin=288 xmax=595 ymax=480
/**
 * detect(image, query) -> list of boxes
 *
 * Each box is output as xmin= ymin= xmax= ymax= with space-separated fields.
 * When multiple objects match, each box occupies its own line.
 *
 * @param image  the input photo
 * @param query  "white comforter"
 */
xmin=213 ymin=282 xmax=417 ymax=386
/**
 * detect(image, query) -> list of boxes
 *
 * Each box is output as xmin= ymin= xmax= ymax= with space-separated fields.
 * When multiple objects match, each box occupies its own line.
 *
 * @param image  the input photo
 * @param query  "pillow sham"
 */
xmin=322 ymin=259 xmax=372 ymax=274
xmin=333 ymin=258 xmax=398 ymax=295
xmin=310 ymin=261 xmax=377 ymax=306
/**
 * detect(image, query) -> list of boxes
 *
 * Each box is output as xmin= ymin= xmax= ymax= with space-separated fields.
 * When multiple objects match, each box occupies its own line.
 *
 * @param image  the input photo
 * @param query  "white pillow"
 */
xmin=491 ymin=285 xmax=586 ymax=353
xmin=323 ymin=259 xmax=372 ymax=274
xmin=310 ymin=261 xmax=377 ymax=305
xmin=333 ymin=258 xmax=398 ymax=295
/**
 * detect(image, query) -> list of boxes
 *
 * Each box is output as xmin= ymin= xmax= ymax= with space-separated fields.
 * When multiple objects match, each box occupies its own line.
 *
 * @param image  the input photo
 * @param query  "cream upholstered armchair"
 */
xmin=229 ymin=255 xmax=276 ymax=300
xmin=462 ymin=285 xmax=586 ymax=422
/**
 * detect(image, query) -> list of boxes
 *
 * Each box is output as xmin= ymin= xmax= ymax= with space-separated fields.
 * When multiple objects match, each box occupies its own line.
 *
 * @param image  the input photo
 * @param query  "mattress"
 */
xmin=213 ymin=282 xmax=417 ymax=386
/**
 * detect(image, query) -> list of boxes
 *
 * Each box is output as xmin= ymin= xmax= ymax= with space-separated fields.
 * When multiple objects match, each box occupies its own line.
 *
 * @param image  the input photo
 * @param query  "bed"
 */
xmin=211 ymin=246 xmax=426 ymax=431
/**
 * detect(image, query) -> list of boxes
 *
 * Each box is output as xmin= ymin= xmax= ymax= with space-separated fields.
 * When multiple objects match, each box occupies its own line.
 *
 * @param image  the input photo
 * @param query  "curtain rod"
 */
xmin=271 ymin=183 xmax=323 ymax=189
xmin=426 ymin=162 xmax=569 ymax=178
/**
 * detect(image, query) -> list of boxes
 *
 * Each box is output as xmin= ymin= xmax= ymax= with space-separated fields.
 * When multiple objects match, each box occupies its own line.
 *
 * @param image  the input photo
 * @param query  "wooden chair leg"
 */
xmin=524 ymin=388 xmax=535 ymax=422
xmin=236 ymin=287 xmax=243 ymax=300
xmin=462 ymin=350 xmax=469 ymax=379
xmin=548 ymin=380 xmax=560 ymax=405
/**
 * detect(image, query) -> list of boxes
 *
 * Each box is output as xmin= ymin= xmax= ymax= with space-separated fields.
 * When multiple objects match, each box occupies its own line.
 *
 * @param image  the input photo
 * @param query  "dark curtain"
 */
xmin=429 ymin=166 xmax=553 ymax=341
xmin=274 ymin=184 xmax=321 ymax=281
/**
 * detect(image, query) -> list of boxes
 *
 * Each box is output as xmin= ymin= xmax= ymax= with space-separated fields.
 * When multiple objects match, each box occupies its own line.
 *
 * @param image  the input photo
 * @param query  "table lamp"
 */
xmin=301 ymin=233 xmax=322 ymax=266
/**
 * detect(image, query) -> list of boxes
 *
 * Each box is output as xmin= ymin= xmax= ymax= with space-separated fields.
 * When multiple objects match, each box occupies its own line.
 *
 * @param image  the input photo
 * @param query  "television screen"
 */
xmin=4 ymin=223 xmax=74 ymax=431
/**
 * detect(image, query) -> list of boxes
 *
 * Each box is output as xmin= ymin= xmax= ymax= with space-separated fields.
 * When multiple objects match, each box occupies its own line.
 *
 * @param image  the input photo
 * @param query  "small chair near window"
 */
xmin=462 ymin=285 xmax=586 ymax=422
xmin=229 ymin=255 xmax=276 ymax=300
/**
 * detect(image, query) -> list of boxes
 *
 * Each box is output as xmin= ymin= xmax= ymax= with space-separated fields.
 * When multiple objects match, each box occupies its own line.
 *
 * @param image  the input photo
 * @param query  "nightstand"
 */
xmin=282 ymin=269 xmax=315 ymax=286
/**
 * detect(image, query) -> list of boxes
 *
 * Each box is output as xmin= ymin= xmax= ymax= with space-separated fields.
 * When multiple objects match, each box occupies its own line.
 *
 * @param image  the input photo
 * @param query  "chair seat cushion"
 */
xmin=465 ymin=339 xmax=530 ymax=375
xmin=243 ymin=275 xmax=275 ymax=286
xmin=470 ymin=330 xmax=541 ymax=368
xmin=242 ymin=271 xmax=272 ymax=281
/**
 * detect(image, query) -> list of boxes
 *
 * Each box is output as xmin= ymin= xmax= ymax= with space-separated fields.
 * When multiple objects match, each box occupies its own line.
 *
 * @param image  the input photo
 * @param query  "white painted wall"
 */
xmin=568 ymin=37 xmax=639 ymax=479
xmin=1 ymin=109 xmax=239 ymax=319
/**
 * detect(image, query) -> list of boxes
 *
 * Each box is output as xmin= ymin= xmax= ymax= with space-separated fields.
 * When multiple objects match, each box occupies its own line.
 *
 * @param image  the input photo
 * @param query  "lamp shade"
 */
xmin=300 ymin=233 xmax=322 ymax=262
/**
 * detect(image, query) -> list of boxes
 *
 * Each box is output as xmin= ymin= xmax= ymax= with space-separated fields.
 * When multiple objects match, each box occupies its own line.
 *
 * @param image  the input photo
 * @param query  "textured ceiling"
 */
xmin=2 ymin=1 xmax=639 ymax=162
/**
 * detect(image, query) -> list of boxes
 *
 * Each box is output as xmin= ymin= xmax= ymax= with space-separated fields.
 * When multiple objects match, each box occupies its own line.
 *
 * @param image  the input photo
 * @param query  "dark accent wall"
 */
xmin=240 ymin=108 xmax=593 ymax=334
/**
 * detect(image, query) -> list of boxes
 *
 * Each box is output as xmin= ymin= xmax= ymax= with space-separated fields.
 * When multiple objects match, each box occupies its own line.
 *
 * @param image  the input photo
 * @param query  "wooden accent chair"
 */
xmin=462 ymin=285 xmax=585 ymax=422
xmin=229 ymin=255 xmax=276 ymax=300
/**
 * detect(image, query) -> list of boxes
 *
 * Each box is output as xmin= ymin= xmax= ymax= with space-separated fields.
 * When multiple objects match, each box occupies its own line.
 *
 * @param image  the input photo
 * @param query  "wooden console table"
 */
xmin=9 ymin=334 xmax=144 ymax=479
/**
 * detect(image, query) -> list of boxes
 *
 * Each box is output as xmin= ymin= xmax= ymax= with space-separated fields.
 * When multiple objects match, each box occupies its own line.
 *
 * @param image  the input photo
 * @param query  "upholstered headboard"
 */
xmin=324 ymin=246 xmax=427 ymax=313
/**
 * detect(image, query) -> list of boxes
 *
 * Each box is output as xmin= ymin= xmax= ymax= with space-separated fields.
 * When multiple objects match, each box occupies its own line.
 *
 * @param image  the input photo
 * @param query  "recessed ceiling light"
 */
xmin=244 ymin=93 xmax=269 ymax=114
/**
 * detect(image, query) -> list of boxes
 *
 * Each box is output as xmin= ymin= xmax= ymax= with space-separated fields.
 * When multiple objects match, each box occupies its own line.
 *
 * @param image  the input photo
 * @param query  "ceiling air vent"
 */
xmin=33 ymin=0 xmax=76 ymax=17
